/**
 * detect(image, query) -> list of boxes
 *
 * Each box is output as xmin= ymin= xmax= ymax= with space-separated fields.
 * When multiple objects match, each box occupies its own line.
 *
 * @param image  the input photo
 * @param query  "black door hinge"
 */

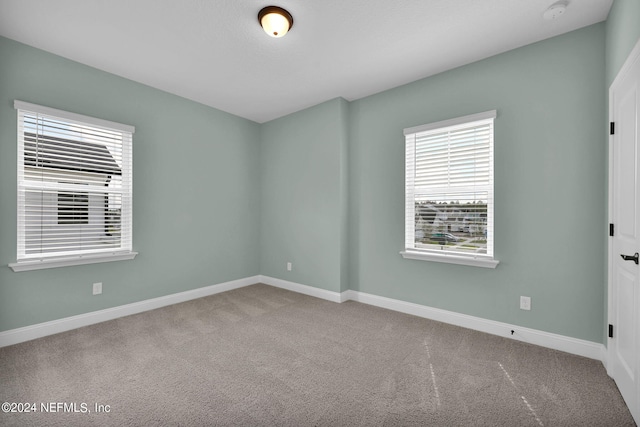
xmin=610 ymin=122 xmax=615 ymax=135
xmin=609 ymin=324 xmax=614 ymax=338
xmin=610 ymin=223 xmax=614 ymax=237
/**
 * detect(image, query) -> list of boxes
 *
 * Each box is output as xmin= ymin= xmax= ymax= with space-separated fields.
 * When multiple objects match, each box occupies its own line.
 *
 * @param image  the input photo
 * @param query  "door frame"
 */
xmin=607 ymin=37 xmax=640 ymax=422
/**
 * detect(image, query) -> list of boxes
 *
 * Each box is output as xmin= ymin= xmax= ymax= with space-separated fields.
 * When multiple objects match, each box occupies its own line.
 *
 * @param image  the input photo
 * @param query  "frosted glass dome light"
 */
xmin=258 ymin=6 xmax=294 ymax=38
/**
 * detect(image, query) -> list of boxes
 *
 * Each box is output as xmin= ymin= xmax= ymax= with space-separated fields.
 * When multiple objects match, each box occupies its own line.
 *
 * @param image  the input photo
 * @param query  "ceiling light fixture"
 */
xmin=258 ymin=6 xmax=293 ymax=38
xmin=543 ymin=1 xmax=569 ymax=21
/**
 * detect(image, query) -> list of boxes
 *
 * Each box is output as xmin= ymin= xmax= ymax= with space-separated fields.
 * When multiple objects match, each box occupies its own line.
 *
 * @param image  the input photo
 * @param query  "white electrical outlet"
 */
xmin=287 ymin=262 xmax=292 ymax=271
xmin=93 ymin=282 xmax=102 ymax=295
xmin=520 ymin=296 xmax=531 ymax=311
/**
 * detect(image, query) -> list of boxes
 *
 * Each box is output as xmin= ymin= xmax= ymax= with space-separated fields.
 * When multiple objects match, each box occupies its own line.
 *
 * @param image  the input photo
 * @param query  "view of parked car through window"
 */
xmin=414 ymin=198 xmax=487 ymax=254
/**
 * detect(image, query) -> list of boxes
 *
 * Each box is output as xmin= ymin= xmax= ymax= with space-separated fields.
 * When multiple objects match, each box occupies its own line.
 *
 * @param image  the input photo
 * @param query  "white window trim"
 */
xmin=403 ymin=110 xmax=496 ymax=136
xmin=402 ymin=110 xmax=499 ymax=268
xmin=13 ymin=100 xmax=135 ymax=133
xmin=400 ymin=250 xmax=498 ymax=269
xmin=9 ymin=252 xmax=138 ymax=272
xmin=11 ymin=100 xmax=136 ymax=272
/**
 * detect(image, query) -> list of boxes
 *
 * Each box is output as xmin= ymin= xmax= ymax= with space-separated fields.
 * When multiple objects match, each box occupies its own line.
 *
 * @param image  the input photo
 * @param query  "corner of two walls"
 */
xmin=259 ymin=98 xmax=351 ymax=294
xmin=605 ymin=0 xmax=640 ymax=87
xmin=260 ymin=23 xmax=611 ymax=344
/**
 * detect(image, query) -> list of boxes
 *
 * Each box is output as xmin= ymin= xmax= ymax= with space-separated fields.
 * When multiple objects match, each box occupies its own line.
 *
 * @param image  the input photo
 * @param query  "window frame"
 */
xmin=9 ymin=101 xmax=137 ymax=272
xmin=400 ymin=110 xmax=499 ymax=269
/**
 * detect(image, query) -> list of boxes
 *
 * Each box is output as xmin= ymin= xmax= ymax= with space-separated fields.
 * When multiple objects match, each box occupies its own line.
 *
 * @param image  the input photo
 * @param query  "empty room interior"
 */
xmin=1 ymin=0 xmax=640 ymax=425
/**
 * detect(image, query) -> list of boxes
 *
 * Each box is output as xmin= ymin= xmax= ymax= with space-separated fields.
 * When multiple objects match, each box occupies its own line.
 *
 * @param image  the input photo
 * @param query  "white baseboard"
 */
xmin=0 ymin=275 xmax=607 ymax=365
xmin=346 ymin=290 xmax=606 ymax=363
xmin=0 ymin=275 xmax=260 ymax=348
xmin=259 ymin=275 xmax=344 ymax=303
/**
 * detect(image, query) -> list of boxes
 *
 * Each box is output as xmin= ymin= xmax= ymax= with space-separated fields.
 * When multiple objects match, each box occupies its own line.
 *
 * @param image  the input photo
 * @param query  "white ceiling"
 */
xmin=0 ymin=0 xmax=613 ymax=123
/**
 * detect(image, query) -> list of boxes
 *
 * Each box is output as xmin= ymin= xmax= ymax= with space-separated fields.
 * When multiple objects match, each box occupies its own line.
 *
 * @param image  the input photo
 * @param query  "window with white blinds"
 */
xmin=11 ymin=100 xmax=136 ymax=271
xmin=401 ymin=110 xmax=498 ymax=268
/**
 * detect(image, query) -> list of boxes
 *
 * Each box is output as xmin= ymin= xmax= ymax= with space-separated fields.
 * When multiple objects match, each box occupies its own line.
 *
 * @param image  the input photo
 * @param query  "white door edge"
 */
xmin=608 ymin=36 xmax=640 ymax=423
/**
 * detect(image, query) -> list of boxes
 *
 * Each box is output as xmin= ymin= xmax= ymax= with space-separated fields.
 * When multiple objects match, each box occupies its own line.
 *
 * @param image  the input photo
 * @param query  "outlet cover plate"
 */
xmin=93 ymin=282 xmax=102 ymax=295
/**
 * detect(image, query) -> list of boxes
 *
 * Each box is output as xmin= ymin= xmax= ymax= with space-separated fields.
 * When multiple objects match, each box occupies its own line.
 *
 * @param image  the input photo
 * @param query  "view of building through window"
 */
xmin=414 ymin=196 xmax=487 ymax=254
xmin=57 ymin=191 xmax=89 ymax=225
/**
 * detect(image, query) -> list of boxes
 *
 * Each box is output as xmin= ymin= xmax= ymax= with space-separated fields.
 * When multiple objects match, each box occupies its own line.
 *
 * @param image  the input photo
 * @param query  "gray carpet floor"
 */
xmin=0 ymin=283 xmax=635 ymax=426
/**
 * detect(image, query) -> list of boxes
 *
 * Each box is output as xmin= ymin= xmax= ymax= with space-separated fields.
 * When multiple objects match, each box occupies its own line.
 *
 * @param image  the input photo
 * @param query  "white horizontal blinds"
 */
xmin=414 ymin=123 xmax=491 ymax=189
xmin=405 ymin=111 xmax=495 ymax=258
xmin=15 ymin=101 xmax=133 ymax=261
xmin=405 ymin=133 xmax=417 ymax=249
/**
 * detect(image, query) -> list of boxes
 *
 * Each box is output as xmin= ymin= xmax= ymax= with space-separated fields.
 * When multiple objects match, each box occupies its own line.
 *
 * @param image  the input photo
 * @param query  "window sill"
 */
xmin=9 ymin=252 xmax=138 ymax=272
xmin=400 ymin=250 xmax=499 ymax=269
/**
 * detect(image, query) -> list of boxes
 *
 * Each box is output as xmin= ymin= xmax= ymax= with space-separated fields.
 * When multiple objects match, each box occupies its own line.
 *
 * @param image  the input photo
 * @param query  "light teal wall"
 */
xmin=0 ymin=37 xmax=261 ymax=331
xmin=606 ymin=0 xmax=640 ymax=85
xmin=259 ymin=98 xmax=349 ymax=293
xmin=0 ymin=19 xmax=617 ymax=345
xmin=348 ymin=24 xmax=606 ymax=342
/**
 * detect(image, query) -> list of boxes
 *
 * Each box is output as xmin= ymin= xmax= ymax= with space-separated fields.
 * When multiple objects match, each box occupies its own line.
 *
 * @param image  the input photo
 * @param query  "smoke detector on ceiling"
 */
xmin=543 ymin=1 xmax=569 ymax=20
